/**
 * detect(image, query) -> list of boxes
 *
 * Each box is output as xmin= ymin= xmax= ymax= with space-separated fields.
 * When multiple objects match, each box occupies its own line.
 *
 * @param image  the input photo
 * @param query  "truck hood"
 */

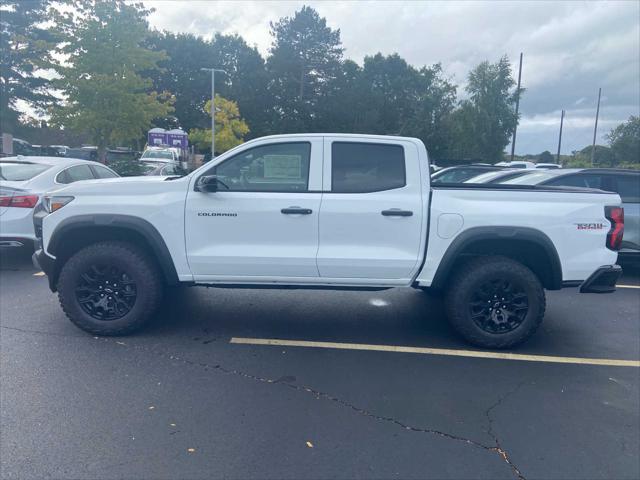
xmin=45 ymin=175 xmax=190 ymax=196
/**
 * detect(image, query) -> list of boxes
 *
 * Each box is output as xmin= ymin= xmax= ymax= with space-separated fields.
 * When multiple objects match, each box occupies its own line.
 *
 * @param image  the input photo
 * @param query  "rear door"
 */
xmin=317 ymin=138 xmax=424 ymax=282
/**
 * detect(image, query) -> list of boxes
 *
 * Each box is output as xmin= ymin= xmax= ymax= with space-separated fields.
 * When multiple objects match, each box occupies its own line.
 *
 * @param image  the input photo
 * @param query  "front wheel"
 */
xmin=444 ymin=256 xmax=545 ymax=349
xmin=57 ymin=241 xmax=163 ymax=335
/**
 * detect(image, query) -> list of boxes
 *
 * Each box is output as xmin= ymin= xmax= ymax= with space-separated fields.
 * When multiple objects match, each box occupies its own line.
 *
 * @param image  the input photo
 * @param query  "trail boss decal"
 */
xmin=198 ymin=212 xmax=238 ymax=217
xmin=575 ymin=222 xmax=605 ymax=230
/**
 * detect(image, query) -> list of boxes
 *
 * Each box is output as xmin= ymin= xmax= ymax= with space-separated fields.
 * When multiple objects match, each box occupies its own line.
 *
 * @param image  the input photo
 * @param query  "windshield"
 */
xmin=141 ymin=162 xmax=163 ymax=173
xmin=0 ymin=162 xmax=51 ymax=181
xmin=432 ymin=167 xmax=499 ymax=183
xmin=142 ymin=150 xmax=174 ymax=160
xmin=465 ymin=170 xmax=530 ymax=183
xmin=499 ymin=171 xmax=563 ymax=185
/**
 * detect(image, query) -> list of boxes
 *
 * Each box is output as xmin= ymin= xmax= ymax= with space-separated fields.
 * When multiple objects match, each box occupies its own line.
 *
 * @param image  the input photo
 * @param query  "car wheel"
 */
xmin=445 ymin=255 xmax=545 ymax=348
xmin=57 ymin=241 xmax=163 ymax=335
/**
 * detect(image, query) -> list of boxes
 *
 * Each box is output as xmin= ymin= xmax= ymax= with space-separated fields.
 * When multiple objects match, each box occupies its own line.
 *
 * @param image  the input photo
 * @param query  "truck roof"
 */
xmin=249 ymin=133 xmax=423 ymax=143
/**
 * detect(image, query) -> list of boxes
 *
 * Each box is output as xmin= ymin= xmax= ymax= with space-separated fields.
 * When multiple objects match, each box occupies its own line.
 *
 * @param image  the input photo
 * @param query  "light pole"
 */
xmin=556 ymin=109 xmax=565 ymax=164
xmin=201 ymin=68 xmax=227 ymax=158
xmin=591 ymin=87 xmax=602 ymax=166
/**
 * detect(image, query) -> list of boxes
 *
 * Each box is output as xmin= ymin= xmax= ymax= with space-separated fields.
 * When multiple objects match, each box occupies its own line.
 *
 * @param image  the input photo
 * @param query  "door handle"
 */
xmin=381 ymin=209 xmax=413 ymax=217
xmin=281 ymin=206 xmax=313 ymax=215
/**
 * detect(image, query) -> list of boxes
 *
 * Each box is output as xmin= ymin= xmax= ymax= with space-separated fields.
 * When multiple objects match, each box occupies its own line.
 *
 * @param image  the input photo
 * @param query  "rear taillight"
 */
xmin=0 ymin=195 xmax=39 ymax=208
xmin=605 ymin=206 xmax=624 ymax=251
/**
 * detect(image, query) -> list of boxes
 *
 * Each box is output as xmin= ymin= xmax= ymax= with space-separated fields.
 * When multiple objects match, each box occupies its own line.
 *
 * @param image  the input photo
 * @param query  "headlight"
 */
xmin=43 ymin=195 xmax=75 ymax=213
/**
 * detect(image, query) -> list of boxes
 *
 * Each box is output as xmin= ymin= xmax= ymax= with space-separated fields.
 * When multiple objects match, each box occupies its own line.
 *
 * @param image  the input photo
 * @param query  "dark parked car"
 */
xmin=498 ymin=168 xmax=640 ymax=258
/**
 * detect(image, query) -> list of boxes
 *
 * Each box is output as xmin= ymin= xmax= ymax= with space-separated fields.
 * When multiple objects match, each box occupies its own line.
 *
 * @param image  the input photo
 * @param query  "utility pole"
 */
xmin=556 ymin=109 xmax=565 ymax=164
xmin=510 ymin=52 xmax=523 ymax=162
xmin=201 ymin=68 xmax=227 ymax=159
xmin=591 ymin=87 xmax=601 ymax=166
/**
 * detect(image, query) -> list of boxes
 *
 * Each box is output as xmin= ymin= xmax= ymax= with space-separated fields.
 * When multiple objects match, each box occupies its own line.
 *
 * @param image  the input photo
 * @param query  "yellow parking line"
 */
xmin=230 ymin=337 xmax=640 ymax=368
xmin=33 ymin=271 xmax=45 ymax=276
xmin=617 ymin=284 xmax=640 ymax=289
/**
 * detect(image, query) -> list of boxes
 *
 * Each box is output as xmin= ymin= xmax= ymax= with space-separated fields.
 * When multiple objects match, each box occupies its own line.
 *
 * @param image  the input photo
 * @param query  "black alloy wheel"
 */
xmin=75 ymin=264 xmax=137 ymax=321
xmin=468 ymin=278 xmax=529 ymax=334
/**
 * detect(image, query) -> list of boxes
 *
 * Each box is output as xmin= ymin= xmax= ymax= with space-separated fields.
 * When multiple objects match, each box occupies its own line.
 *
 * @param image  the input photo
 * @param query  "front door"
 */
xmin=185 ymin=138 xmax=323 ymax=280
xmin=316 ymin=138 xmax=425 ymax=282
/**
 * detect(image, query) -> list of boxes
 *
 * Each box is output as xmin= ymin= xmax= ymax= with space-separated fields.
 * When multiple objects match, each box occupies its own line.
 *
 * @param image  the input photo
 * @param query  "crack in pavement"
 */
xmin=108 ymin=335 xmax=528 ymax=480
xmin=485 ymin=382 xmax=528 ymax=480
xmin=3 ymin=326 xmax=527 ymax=479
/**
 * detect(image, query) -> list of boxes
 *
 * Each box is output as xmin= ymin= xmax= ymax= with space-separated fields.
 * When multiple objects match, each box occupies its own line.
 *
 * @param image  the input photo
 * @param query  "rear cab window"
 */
xmin=0 ymin=162 xmax=51 ymax=181
xmin=330 ymin=142 xmax=406 ymax=192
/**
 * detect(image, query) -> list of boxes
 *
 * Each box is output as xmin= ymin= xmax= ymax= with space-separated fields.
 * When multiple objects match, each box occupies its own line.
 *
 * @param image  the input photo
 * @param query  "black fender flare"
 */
xmin=430 ymin=226 xmax=563 ymax=290
xmin=47 ymin=214 xmax=179 ymax=288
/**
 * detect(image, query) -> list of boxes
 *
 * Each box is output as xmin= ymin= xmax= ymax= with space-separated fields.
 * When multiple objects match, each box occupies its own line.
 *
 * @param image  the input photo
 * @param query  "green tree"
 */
xmin=144 ymin=31 xmax=213 ymax=131
xmin=267 ymin=5 xmax=343 ymax=132
xmin=210 ymin=33 xmax=271 ymax=138
xmin=50 ymin=0 xmax=173 ymax=161
xmin=188 ymin=95 xmax=249 ymax=155
xmin=145 ymin=31 xmax=270 ymax=138
xmin=0 ymin=0 xmax=55 ymax=133
xmin=607 ymin=115 xmax=640 ymax=166
xmin=402 ymin=64 xmax=457 ymax=161
xmin=449 ymin=56 xmax=520 ymax=162
xmin=537 ymin=150 xmax=554 ymax=163
xmin=565 ymin=145 xmax=615 ymax=168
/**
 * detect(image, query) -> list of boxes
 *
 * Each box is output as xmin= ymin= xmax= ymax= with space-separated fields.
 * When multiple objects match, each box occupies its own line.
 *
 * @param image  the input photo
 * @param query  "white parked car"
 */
xmin=33 ymin=134 xmax=623 ymax=348
xmin=0 ymin=156 xmax=118 ymax=250
xmin=495 ymin=161 xmax=536 ymax=169
xmin=140 ymin=147 xmax=180 ymax=163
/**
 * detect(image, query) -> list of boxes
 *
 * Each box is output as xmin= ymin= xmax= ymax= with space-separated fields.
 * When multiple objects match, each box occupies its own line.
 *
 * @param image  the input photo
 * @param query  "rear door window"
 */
xmin=331 ymin=142 xmax=405 ymax=193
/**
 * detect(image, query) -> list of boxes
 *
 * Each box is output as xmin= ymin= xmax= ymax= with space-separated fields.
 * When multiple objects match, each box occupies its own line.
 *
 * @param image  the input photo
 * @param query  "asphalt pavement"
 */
xmin=1 ymin=249 xmax=639 ymax=480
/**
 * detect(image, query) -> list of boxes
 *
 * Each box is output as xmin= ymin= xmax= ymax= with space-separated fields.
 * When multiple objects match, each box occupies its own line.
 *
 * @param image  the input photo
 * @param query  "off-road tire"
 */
xmin=444 ymin=255 xmax=545 ymax=349
xmin=58 ymin=241 xmax=163 ymax=335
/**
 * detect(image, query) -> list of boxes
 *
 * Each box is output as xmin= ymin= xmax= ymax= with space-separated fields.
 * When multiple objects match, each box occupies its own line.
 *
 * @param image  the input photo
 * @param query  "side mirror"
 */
xmin=195 ymin=175 xmax=219 ymax=192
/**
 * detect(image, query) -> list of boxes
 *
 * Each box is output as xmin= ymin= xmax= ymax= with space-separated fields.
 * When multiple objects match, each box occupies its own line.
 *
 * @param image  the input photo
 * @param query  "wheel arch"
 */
xmin=431 ymin=226 xmax=563 ymax=291
xmin=47 ymin=214 xmax=179 ymax=291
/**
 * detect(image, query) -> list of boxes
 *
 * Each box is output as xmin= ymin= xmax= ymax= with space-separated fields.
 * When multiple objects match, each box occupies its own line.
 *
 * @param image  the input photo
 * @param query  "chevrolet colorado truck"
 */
xmin=33 ymin=134 xmax=624 ymax=348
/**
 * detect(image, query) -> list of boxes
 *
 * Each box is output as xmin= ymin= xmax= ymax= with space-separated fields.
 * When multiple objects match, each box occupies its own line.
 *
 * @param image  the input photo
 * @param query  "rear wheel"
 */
xmin=58 ymin=241 xmax=163 ymax=335
xmin=444 ymin=256 xmax=545 ymax=348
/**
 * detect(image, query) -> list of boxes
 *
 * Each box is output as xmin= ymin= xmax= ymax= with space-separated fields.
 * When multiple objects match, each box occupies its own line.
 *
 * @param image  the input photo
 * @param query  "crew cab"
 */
xmin=33 ymin=134 xmax=623 ymax=348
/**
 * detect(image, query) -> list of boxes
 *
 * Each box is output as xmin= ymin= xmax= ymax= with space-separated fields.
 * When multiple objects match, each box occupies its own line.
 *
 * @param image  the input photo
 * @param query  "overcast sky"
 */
xmin=144 ymin=0 xmax=639 ymax=155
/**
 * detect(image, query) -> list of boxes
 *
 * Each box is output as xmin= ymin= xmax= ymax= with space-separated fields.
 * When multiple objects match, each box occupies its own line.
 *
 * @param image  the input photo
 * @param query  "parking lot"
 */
xmin=1 ymin=249 xmax=638 ymax=480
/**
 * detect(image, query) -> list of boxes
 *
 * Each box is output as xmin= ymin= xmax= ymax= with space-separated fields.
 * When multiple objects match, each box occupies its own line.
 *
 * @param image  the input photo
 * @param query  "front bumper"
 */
xmin=579 ymin=265 xmax=622 ymax=293
xmin=0 ymin=237 xmax=35 ymax=248
xmin=32 ymin=248 xmax=57 ymax=291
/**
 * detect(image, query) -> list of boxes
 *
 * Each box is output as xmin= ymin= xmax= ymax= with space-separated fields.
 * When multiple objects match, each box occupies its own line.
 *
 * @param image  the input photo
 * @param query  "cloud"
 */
xmin=143 ymin=0 xmax=639 ymax=154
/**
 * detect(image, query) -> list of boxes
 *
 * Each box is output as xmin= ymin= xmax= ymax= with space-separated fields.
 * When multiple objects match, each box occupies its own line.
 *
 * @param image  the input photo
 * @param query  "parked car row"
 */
xmin=432 ymin=165 xmax=640 ymax=258
xmin=6 ymin=140 xmax=187 ymax=177
xmin=0 ymin=157 xmax=119 ymax=250
xmin=0 ymin=150 xmax=190 ymax=251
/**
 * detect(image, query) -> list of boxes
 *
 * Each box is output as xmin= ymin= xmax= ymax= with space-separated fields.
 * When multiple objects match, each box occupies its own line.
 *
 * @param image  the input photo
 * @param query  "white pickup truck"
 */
xmin=33 ymin=134 xmax=624 ymax=348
